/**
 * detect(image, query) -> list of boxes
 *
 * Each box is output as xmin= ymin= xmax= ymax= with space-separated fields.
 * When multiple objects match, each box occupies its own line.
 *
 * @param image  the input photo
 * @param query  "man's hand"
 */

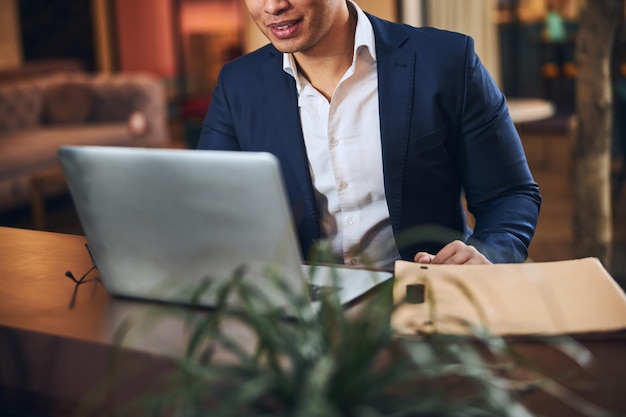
xmin=414 ymin=240 xmax=491 ymax=265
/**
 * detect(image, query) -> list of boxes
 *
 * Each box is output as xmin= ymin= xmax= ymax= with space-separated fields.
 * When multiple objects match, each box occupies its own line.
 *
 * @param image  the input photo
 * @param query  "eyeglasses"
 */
xmin=65 ymin=243 xmax=100 ymax=309
xmin=65 ymin=243 xmax=99 ymax=284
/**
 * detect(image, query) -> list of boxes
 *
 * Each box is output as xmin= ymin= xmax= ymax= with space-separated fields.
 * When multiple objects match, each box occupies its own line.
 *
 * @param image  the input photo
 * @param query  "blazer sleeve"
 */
xmin=197 ymin=66 xmax=241 ymax=151
xmin=457 ymin=39 xmax=541 ymax=263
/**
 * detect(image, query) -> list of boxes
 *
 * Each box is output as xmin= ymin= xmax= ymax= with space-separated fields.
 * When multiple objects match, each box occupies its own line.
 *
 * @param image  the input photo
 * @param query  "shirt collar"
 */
xmin=283 ymin=0 xmax=376 ymax=92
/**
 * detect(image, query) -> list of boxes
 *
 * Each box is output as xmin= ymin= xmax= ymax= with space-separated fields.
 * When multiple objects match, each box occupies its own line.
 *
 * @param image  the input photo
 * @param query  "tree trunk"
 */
xmin=573 ymin=0 xmax=624 ymax=267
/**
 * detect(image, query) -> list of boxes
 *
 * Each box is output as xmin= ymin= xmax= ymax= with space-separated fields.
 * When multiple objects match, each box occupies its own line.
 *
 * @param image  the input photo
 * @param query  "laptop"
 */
xmin=57 ymin=145 xmax=393 ymax=314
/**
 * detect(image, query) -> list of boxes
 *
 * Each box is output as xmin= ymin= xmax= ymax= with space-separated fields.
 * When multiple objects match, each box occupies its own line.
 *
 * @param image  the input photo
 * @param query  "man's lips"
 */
xmin=269 ymin=19 xmax=301 ymax=39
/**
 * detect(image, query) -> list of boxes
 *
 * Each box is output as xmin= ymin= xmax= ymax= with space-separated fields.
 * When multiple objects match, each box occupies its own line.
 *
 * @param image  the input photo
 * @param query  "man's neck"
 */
xmin=293 ymin=4 xmax=357 ymax=101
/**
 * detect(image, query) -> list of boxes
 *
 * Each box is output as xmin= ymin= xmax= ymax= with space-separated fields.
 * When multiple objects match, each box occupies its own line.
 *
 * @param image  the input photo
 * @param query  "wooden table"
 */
xmin=1 ymin=227 xmax=625 ymax=417
xmin=0 ymin=226 xmax=257 ymax=415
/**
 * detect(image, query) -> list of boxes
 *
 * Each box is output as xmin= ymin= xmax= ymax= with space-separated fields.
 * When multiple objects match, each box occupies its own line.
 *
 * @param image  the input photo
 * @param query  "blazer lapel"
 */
xmin=259 ymin=50 xmax=319 ymax=233
xmin=370 ymin=15 xmax=416 ymax=233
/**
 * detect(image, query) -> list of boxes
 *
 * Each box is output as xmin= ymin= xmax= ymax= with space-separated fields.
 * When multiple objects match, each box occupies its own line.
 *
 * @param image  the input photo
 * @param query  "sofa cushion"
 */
xmin=0 ymin=83 xmax=44 ymax=133
xmin=44 ymin=82 xmax=93 ymax=124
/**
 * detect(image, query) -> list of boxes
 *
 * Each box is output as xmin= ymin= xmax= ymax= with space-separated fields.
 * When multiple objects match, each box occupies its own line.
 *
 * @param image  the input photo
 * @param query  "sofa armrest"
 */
xmin=89 ymin=73 xmax=170 ymax=146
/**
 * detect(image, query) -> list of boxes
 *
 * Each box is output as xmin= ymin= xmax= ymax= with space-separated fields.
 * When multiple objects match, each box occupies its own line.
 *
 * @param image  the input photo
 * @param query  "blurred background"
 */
xmin=1 ymin=0 xmax=604 ymax=146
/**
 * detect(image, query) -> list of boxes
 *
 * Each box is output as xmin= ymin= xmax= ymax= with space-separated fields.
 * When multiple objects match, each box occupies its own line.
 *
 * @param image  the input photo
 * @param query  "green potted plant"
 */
xmin=97 ymin=264 xmax=609 ymax=417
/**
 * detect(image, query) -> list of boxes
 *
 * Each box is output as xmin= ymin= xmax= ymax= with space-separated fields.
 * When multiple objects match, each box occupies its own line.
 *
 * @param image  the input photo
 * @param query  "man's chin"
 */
xmin=267 ymin=37 xmax=305 ymax=54
xmin=272 ymin=44 xmax=299 ymax=54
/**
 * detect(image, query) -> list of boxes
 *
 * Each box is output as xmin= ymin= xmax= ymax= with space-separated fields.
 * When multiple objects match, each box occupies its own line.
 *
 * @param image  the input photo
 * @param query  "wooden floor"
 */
xmin=1 ymin=119 xmax=624 ymax=285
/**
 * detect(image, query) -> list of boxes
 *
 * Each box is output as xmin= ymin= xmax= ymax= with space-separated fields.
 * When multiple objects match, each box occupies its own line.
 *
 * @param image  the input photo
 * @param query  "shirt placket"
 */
xmin=327 ymin=79 xmax=362 ymax=266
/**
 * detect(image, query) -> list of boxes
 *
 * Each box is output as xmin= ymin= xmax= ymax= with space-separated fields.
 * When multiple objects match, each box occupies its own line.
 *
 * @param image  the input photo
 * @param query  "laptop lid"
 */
xmin=58 ymin=146 xmax=391 ymax=313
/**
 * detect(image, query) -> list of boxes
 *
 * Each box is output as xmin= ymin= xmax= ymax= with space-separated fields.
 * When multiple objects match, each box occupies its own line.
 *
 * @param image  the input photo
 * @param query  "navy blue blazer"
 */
xmin=198 ymin=14 xmax=541 ymax=264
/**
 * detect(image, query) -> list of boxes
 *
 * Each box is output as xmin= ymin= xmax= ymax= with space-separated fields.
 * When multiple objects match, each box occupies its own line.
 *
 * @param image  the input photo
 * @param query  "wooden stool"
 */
xmin=29 ymin=168 xmax=67 ymax=230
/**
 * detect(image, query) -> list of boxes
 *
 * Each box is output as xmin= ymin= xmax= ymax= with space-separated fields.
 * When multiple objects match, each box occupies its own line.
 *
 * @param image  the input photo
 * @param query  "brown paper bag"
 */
xmin=391 ymin=258 xmax=626 ymax=337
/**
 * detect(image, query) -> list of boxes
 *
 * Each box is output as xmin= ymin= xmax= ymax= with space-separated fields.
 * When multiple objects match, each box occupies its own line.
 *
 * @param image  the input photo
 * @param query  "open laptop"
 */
xmin=57 ymin=145 xmax=393 ymax=314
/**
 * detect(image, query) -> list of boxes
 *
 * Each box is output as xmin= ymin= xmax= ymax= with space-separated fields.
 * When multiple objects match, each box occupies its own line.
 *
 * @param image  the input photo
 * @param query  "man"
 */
xmin=198 ymin=0 xmax=541 ymax=270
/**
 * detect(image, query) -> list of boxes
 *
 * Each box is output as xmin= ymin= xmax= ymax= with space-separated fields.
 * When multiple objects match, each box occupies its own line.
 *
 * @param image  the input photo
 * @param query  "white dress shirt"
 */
xmin=283 ymin=1 xmax=400 ymax=270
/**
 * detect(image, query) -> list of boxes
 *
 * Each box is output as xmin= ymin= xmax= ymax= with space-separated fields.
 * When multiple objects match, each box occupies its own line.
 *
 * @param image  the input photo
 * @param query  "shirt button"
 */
xmin=346 ymin=217 xmax=355 ymax=225
xmin=338 ymin=181 xmax=348 ymax=192
xmin=329 ymin=137 xmax=339 ymax=147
